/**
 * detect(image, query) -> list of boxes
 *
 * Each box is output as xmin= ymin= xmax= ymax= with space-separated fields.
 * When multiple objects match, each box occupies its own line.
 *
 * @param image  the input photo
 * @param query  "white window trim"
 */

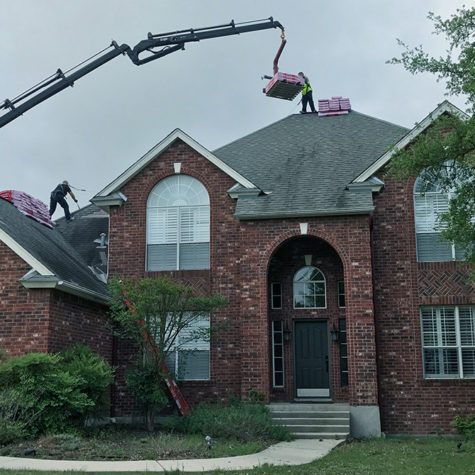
xmin=421 ymin=306 xmax=475 ymax=380
xmin=338 ymin=280 xmax=346 ymax=308
xmin=165 ymin=314 xmax=211 ymax=381
xmin=293 ymin=267 xmax=327 ymax=310
xmin=414 ymin=183 xmax=460 ymax=262
xmin=272 ymin=320 xmax=285 ymax=388
xmin=271 ymin=282 xmax=282 ymax=310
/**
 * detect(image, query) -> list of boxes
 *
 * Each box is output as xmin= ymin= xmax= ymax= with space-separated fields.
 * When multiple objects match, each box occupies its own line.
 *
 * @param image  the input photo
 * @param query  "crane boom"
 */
xmin=0 ymin=18 xmax=283 ymax=128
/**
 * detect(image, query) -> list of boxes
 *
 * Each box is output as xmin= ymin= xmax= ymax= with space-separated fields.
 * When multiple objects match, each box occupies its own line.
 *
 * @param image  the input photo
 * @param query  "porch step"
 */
xmin=268 ymin=403 xmax=350 ymax=440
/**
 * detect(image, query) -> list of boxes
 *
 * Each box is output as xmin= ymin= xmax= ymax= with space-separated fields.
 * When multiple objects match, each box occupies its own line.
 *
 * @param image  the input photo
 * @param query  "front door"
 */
xmin=294 ymin=321 xmax=329 ymax=397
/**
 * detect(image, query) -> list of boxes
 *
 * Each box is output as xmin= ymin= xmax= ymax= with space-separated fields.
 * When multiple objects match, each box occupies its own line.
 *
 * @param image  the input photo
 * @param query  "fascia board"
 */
xmin=95 ymin=129 xmax=258 ymax=197
xmin=353 ymin=101 xmax=469 ymax=183
xmin=235 ymin=207 xmax=374 ymax=220
xmin=0 ymin=228 xmax=53 ymax=276
xmin=21 ymin=276 xmax=109 ymax=305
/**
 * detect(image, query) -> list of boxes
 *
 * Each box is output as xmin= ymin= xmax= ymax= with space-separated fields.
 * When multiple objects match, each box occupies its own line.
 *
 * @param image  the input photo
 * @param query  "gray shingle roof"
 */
xmin=214 ymin=111 xmax=409 ymax=219
xmin=0 ymin=198 xmax=107 ymax=298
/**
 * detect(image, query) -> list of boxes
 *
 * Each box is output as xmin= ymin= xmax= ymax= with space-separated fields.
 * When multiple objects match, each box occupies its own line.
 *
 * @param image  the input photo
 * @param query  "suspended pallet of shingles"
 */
xmin=0 ymin=190 xmax=54 ymax=228
xmin=263 ymin=32 xmax=302 ymax=101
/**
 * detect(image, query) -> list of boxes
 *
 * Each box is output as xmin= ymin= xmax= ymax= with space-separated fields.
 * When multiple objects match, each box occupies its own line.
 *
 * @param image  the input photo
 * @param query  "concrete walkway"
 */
xmin=0 ymin=439 xmax=344 ymax=472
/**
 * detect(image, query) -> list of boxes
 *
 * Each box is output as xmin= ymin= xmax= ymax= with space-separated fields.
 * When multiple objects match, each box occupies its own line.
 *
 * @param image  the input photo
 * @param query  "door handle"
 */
xmin=325 ymin=355 xmax=328 ymax=373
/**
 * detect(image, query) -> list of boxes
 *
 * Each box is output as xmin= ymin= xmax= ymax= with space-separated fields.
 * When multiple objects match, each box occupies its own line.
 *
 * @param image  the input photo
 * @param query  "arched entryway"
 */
xmin=267 ymin=235 xmax=348 ymax=402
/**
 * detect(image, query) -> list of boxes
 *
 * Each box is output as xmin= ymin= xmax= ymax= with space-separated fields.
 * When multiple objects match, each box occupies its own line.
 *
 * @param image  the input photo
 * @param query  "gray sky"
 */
xmin=0 ymin=1 xmax=469 ymax=208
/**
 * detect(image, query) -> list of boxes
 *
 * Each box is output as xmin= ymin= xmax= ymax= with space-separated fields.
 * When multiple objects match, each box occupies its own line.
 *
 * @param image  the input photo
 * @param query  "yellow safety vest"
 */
xmin=302 ymin=81 xmax=312 ymax=96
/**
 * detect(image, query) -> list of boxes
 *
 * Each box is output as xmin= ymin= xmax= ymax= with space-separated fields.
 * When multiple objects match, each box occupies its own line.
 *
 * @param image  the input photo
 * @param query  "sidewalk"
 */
xmin=0 ymin=439 xmax=343 ymax=472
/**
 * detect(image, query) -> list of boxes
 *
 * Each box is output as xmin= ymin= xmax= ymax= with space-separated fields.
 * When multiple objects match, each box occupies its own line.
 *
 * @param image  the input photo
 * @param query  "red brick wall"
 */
xmin=0 ymin=242 xmax=50 ymax=355
xmin=372 ymin=175 xmax=475 ymax=434
xmin=268 ymin=235 xmax=348 ymax=401
xmin=108 ymin=140 xmax=244 ymax=413
xmin=48 ymin=290 xmax=111 ymax=361
xmin=108 ymin=140 xmax=380 ymax=413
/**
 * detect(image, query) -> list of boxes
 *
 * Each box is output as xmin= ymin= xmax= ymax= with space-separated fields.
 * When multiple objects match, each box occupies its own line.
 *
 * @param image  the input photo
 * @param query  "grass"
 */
xmin=0 ymin=427 xmax=269 ymax=461
xmin=1 ymin=436 xmax=474 ymax=474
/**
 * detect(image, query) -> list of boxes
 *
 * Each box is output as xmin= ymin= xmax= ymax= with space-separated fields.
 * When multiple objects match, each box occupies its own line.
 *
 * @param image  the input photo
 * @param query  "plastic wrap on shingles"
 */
xmin=264 ymin=72 xmax=302 ymax=101
xmin=318 ymin=97 xmax=351 ymax=116
xmin=0 ymin=190 xmax=54 ymax=228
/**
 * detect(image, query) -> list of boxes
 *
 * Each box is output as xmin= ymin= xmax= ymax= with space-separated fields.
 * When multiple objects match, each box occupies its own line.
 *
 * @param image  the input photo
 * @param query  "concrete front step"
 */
xmin=270 ymin=411 xmax=349 ymax=419
xmin=268 ymin=403 xmax=350 ymax=440
xmin=293 ymin=432 xmax=348 ymax=439
xmin=274 ymin=417 xmax=349 ymax=426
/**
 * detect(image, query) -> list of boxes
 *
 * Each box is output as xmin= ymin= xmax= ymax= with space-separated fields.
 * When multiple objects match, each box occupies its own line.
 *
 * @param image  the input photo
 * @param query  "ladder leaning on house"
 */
xmin=121 ymin=294 xmax=191 ymax=417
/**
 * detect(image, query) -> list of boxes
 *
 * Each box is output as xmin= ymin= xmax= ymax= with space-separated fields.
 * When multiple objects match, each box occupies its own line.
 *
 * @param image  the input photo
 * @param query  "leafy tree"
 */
xmin=388 ymin=6 xmax=475 ymax=267
xmin=108 ymin=277 xmax=227 ymax=431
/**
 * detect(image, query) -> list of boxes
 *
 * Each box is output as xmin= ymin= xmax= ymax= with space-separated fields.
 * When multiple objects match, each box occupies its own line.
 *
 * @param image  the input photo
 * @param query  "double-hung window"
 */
xmin=147 ymin=175 xmax=210 ymax=271
xmin=421 ymin=306 xmax=475 ymax=379
xmin=165 ymin=315 xmax=210 ymax=381
xmin=413 ymin=177 xmax=464 ymax=262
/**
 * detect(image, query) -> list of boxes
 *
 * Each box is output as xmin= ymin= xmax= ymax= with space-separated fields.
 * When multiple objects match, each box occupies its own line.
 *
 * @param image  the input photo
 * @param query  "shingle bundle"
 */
xmin=0 ymin=190 xmax=53 ymax=228
xmin=264 ymin=72 xmax=302 ymax=101
xmin=318 ymin=97 xmax=351 ymax=116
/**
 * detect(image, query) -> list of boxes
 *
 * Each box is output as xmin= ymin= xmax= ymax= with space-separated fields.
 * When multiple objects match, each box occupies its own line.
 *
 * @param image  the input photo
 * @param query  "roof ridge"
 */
xmin=349 ymin=110 xmax=410 ymax=132
xmin=213 ymin=114 xmax=293 ymax=153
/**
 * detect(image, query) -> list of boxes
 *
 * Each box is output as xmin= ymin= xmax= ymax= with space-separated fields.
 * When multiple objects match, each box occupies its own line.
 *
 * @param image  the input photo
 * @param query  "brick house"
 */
xmin=1 ymin=100 xmax=474 ymax=436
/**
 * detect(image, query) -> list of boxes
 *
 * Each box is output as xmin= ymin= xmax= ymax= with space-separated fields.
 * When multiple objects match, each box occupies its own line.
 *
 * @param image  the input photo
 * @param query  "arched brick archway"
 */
xmin=238 ymin=218 xmax=381 ymax=437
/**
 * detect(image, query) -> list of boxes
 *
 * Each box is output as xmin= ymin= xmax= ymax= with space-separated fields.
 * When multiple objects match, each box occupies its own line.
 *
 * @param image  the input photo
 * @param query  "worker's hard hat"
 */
xmin=62 ymin=180 xmax=69 ymax=185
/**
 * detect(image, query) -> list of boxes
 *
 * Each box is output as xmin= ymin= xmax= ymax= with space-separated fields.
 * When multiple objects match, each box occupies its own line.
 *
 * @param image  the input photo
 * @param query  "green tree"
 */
xmin=388 ymin=6 xmax=475 ymax=267
xmin=108 ymin=277 xmax=227 ymax=431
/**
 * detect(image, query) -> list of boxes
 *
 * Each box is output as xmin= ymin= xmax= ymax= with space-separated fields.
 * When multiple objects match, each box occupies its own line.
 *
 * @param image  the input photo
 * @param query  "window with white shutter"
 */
xmin=147 ymin=175 xmax=210 ymax=270
xmin=165 ymin=315 xmax=210 ymax=380
xmin=421 ymin=306 xmax=475 ymax=379
xmin=413 ymin=176 xmax=462 ymax=262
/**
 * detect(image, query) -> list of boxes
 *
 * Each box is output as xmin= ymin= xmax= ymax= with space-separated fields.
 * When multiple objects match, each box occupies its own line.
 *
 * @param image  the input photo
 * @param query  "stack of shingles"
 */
xmin=264 ymin=72 xmax=302 ymax=101
xmin=318 ymin=97 xmax=351 ymax=116
xmin=0 ymin=190 xmax=53 ymax=228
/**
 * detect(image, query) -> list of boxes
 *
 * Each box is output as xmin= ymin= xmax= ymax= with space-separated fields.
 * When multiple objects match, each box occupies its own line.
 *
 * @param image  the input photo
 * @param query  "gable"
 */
xmin=352 ymin=101 xmax=468 ymax=183
xmin=94 ymin=129 xmax=258 ymax=201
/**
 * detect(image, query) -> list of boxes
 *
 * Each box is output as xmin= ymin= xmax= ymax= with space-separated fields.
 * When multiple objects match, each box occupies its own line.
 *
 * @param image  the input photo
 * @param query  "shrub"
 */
xmin=452 ymin=414 xmax=475 ymax=437
xmin=0 ymin=352 xmax=91 ymax=435
xmin=60 ymin=344 xmax=114 ymax=418
xmin=0 ymin=347 xmax=113 ymax=439
xmin=173 ymin=402 xmax=292 ymax=442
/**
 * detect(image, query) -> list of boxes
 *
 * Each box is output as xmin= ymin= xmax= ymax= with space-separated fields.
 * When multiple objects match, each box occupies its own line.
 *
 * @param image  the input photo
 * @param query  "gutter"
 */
xmin=235 ymin=206 xmax=375 ymax=221
xmin=20 ymin=275 xmax=110 ymax=305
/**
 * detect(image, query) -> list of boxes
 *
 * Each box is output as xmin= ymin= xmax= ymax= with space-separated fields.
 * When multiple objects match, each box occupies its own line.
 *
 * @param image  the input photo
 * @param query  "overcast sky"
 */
xmin=0 ymin=1 xmax=469 ymax=208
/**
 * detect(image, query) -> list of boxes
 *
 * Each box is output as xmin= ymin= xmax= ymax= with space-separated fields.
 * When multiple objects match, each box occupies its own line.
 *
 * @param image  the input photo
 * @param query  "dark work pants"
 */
xmin=49 ymin=193 xmax=71 ymax=220
xmin=302 ymin=91 xmax=316 ymax=113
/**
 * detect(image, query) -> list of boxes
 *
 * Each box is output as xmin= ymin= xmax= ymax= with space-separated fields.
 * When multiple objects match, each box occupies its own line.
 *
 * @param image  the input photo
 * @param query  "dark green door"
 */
xmin=295 ymin=321 xmax=329 ymax=397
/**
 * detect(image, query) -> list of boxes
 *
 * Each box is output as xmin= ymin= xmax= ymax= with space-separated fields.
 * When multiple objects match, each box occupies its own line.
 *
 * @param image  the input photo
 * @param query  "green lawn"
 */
xmin=1 ymin=437 xmax=474 ymax=475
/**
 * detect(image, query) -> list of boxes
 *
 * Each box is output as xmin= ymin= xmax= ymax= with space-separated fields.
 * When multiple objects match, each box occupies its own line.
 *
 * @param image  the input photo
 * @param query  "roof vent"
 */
xmin=0 ymin=190 xmax=54 ymax=228
xmin=318 ymin=97 xmax=351 ymax=117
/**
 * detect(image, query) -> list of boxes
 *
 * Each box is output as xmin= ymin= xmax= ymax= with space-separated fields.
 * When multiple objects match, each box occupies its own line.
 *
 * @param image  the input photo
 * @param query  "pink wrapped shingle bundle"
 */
xmin=0 ymin=190 xmax=54 ymax=228
xmin=318 ymin=97 xmax=351 ymax=116
xmin=264 ymin=72 xmax=302 ymax=101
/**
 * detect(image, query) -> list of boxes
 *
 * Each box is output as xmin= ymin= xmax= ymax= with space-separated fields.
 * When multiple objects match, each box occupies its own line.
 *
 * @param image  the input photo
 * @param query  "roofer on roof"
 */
xmin=298 ymin=72 xmax=316 ymax=114
xmin=49 ymin=180 xmax=77 ymax=222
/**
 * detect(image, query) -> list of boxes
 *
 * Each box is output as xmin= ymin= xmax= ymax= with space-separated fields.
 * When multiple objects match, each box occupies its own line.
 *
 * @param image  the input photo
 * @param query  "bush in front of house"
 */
xmin=0 ymin=346 xmax=113 ymax=443
xmin=166 ymin=401 xmax=292 ymax=442
xmin=452 ymin=413 xmax=475 ymax=437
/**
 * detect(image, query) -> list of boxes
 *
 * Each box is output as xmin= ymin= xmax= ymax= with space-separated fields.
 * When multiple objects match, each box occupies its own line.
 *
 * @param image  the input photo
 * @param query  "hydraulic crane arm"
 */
xmin=0 ymin=17 xmax=283 ymax=128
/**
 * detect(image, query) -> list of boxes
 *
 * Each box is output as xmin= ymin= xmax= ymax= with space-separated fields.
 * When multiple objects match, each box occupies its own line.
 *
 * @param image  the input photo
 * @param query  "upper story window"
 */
xmin=413 ymin=176 xmax=464 ymax=262
xmin=146 ymin=175 xmax=210 ymax=271
xmin=421 ymin=306 xmax=475 ymax=379
xmin=293 ymin=266 xmax=326 ymax=309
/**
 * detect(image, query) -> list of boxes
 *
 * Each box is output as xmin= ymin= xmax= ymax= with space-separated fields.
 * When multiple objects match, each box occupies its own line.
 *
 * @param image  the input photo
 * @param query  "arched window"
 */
xmin=293 ymin=266 xmax=326 ymax=309
xmin=413 ymin=176 xmax=463 ymax=262
xmin=147 ymin=175 xmax=210 ymax=271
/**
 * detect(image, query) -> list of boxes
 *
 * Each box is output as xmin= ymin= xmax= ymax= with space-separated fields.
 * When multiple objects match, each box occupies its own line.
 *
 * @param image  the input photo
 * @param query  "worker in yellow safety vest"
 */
xmin=298 ymin=72 xmax=316 ymax=114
